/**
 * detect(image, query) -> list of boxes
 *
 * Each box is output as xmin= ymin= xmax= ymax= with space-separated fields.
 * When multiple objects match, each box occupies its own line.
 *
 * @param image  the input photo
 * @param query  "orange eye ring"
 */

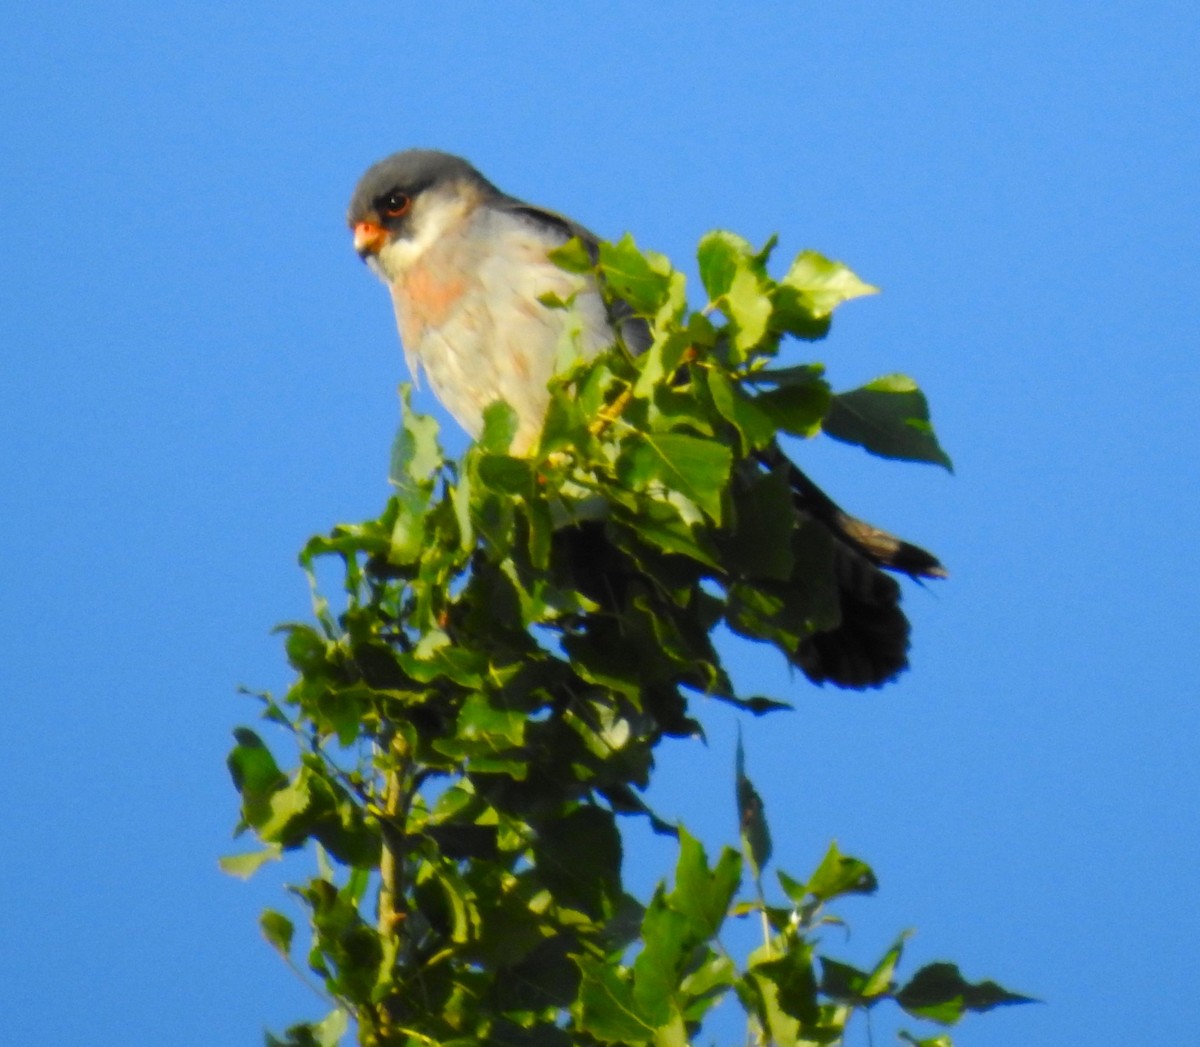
xmin=382 ymin=192 xmax=411 ymax=218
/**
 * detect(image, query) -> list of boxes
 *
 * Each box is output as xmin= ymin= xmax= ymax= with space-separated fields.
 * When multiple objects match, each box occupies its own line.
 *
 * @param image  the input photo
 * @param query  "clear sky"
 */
xmin=2 ymin=3 xmax=1197 ymax=1044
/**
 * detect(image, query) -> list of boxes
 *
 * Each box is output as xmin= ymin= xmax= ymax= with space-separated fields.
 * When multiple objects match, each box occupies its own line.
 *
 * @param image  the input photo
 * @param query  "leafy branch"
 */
xmin=225 ymin=231 xmax=1026 ymax=1046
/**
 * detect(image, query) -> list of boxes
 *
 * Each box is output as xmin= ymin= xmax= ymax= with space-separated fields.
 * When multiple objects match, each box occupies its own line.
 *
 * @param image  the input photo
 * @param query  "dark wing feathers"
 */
xmin=501 ymin=194 xmax=941 ymax=689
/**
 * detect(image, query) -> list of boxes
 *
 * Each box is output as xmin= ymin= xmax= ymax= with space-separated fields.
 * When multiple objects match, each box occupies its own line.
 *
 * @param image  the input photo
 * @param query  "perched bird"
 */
xmin=348 ymin=149 xmax=944 ymax=688
xmin=348 ymin=150 xmax=647 ymax=455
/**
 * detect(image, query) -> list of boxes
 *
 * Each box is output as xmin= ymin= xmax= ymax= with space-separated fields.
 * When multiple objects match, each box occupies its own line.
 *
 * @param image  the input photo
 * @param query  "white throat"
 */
xmin=375 ymin=187 xmax=478 ymax=281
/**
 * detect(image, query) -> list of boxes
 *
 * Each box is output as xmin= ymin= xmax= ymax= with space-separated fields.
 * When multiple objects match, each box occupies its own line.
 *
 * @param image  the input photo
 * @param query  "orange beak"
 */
xmin=353 ymin=220 xmax=387 ymax=257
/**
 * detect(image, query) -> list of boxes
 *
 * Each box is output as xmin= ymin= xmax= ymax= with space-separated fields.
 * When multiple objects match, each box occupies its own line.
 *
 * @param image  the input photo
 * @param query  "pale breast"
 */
xmin=399 ymin=209 xmax=616 ymax=453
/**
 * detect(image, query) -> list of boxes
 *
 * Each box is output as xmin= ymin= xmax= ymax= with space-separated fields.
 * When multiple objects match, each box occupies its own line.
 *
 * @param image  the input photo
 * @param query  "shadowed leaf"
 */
xmin=896 ymin=963 xmax=1036 ymax=1025
xmin=735 ymin=732 xmax=772 ymax=878
xmin=824 ymin=374 xmax=953 ymax=470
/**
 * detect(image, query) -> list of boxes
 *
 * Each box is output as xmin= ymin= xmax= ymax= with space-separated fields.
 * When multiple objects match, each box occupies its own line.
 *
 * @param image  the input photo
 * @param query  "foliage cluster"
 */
xmin=226 ymin=231 xmax=1026 ymax=1045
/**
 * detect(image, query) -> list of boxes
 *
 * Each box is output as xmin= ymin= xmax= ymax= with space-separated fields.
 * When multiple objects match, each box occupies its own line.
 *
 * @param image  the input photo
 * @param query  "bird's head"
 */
xmin=347 ymin=149 xmax=500 ymax=282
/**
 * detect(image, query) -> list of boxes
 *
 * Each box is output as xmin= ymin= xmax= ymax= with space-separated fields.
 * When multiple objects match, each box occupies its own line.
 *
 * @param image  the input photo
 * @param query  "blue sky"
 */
xmin=2 ymin=2 xmax=1197 ymax=1044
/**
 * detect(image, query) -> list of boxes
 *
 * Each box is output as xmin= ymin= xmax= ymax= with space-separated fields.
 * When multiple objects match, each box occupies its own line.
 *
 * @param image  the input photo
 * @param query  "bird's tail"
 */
xmin=774 ymin=451 xmax=945 ymax=689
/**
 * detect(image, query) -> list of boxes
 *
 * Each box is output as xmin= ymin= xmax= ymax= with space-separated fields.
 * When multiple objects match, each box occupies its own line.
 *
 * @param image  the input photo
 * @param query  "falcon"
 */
xmin=348 ymin=149 xmax=945 ymax=688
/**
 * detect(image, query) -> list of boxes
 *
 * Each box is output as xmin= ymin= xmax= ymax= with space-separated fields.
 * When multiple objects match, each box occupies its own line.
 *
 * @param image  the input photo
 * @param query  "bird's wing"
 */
xmin=494 ymin=197 xmax=653 ymax=354
xmin=494 ymin=196 xmax=943 ymax=687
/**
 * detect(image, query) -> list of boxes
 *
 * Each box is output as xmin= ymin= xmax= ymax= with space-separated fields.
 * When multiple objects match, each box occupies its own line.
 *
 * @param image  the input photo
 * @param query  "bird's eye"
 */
xmin=382 ymin=191 xmax=411 ymax=218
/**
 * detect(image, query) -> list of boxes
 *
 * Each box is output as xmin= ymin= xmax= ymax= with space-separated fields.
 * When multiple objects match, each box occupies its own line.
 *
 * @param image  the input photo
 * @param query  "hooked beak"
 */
xmin=353 ymin=220 xmax=387 ymax=258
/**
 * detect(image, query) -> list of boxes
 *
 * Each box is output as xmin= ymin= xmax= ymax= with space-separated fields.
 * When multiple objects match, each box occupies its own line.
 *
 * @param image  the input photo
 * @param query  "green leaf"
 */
xmin=697 ymin=230 xmax=755 ymax=301
xmin=256 ymin=770 xmax=314 ymax=845
xmin=895 ymin=963 xmax=1036 ymax=1025
xmin=696 ymin=230 xmax=775 ymax=358
xmin=783 ymin=841 xmax=878 ymax=903
xmin=670 ymin=829 xmax=741 ymax=940
xmin=713 ymin=693 xmax=793 ymax=716
xmin=823 ymin=374 xmax=953 ymax=470
xmin=740 ymin=965 xmax=804 ymax=1047
xmin=266 ymin=1024 xmax=323 ymax=1047
xmin=598 ymin=234 xmax=674 ymax=316
xmin=750 ymin=939 xmax=819 ymax=1026
xmin=260 ymin=909 xmax=294 ymax=957
xmin=899 ymin=1033 xmax=955 ymax=1047
xmin=390 ymin=385 xmax=442 ymax=490
xmin=633 ymin=891 xmax=688 ymax=1026
xmin=539 ymin=381 xmax=590 ymax=455
xmin=735 ymin=731 xmax=772 ymax=878
xmin=227 ymin=728 xmax=282 ymax=790
xmin=548 ymin=235 xmax=594 ymax=273
xmin=490 ymin=936 xmax=581 ymax=1015
xmin=863 ymin=933 xmax=908 ymax=997
xmin=227 ymin=728 xmax=286 ymax=829
xmin=722 ymin=467 xmax=796 ymax=580
xmin=678 ymin=953 xmax=737 ymax=1021
xmin=534 ymin=807 xmax=623 ymax=918
xmin=218 ymin=846 xmax=282 ymax=879
xmin=654 ymin=269 xmax=689 ymax=331
xmin=779 ymin=249 xmax=879 ymax=319
xmin=456 ymin=691 xmax=527 ymax=747
xmin=705 ymin=368 xmax=777 ymax=452
xmin=726 ymin=264 xmax=773 ymax=357
xmin=618 ymin=500 xmax=722 ymax=569
xmin=617 ymin=432 xmax=732 ymax=523
xmin=480 ymin=399 xmax=520 ymax=453
xmin=388 ymin=483 xmax=432 ymax=564
xmin=310 ymin=682 xmax=370 ymax=747
xmin=281 ymin=624 xmax=329 ymax=675
xmin=575 ymin=957 xmax=655 ymax=1044
xmin=450 ymin=468 xmax=474 ymax=550
xmin=724 ymin=514 xmax=843 ymax=661
xmin=819 ymin=957 xmax=871 ymax=1001
xmin=476 ymin=454 xmax=534 ymax=496
xmin=311 ymin=1009 xmax=349 ymax=1047
xmin=649 ymin=377 xmax=713 ymax=437
xmin=752 ymin=369 xmax=832 ymax=439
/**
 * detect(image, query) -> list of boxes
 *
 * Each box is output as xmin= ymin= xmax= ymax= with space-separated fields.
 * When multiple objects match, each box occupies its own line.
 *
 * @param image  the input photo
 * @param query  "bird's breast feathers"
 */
xmin=385 ymin=206 xmax=615 ymax=450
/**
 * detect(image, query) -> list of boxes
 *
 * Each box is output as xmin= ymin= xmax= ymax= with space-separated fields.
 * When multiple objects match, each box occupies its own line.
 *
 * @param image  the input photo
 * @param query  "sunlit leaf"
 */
xmin=218 ymin=846 xmax=282 ymax=879
xmin=575 ymin=957 xmax=655 ymax=1044
xmin=899 ymin=1032 xmax=954 ymax=1047
xmin=390 ymin=385 xmax=442 ymax=490
xmin=780 ymin=250 xmax=879 ymax=319
xmin=598 ymin=234 xmax=673 ymax=315
xmin=781 ymin=841 xmax=878 ymax=903
xmin=480 ymin=399 xmax=520 ymax=453
xmin=671 ymin=829 xmax=741 ymax=940
xmin=705 ymin=368 xmax=777 ymax=452
xmin=617 ymin=432 xmax=732 ymax=522
xmin=548 ymin=235 xmax=594 ymax=273
xmin=311 ymin=1010 xmax=349 ymax=1047
xmin=632 ymin=892 xmax=687 ymax=1026
xmin=388 ymin=484 xmax=431 ymax=564
xmin=863 ymin=933 xmax=909 ymax=997
xmin=697 ymin=230 xmax=755 ymax=302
